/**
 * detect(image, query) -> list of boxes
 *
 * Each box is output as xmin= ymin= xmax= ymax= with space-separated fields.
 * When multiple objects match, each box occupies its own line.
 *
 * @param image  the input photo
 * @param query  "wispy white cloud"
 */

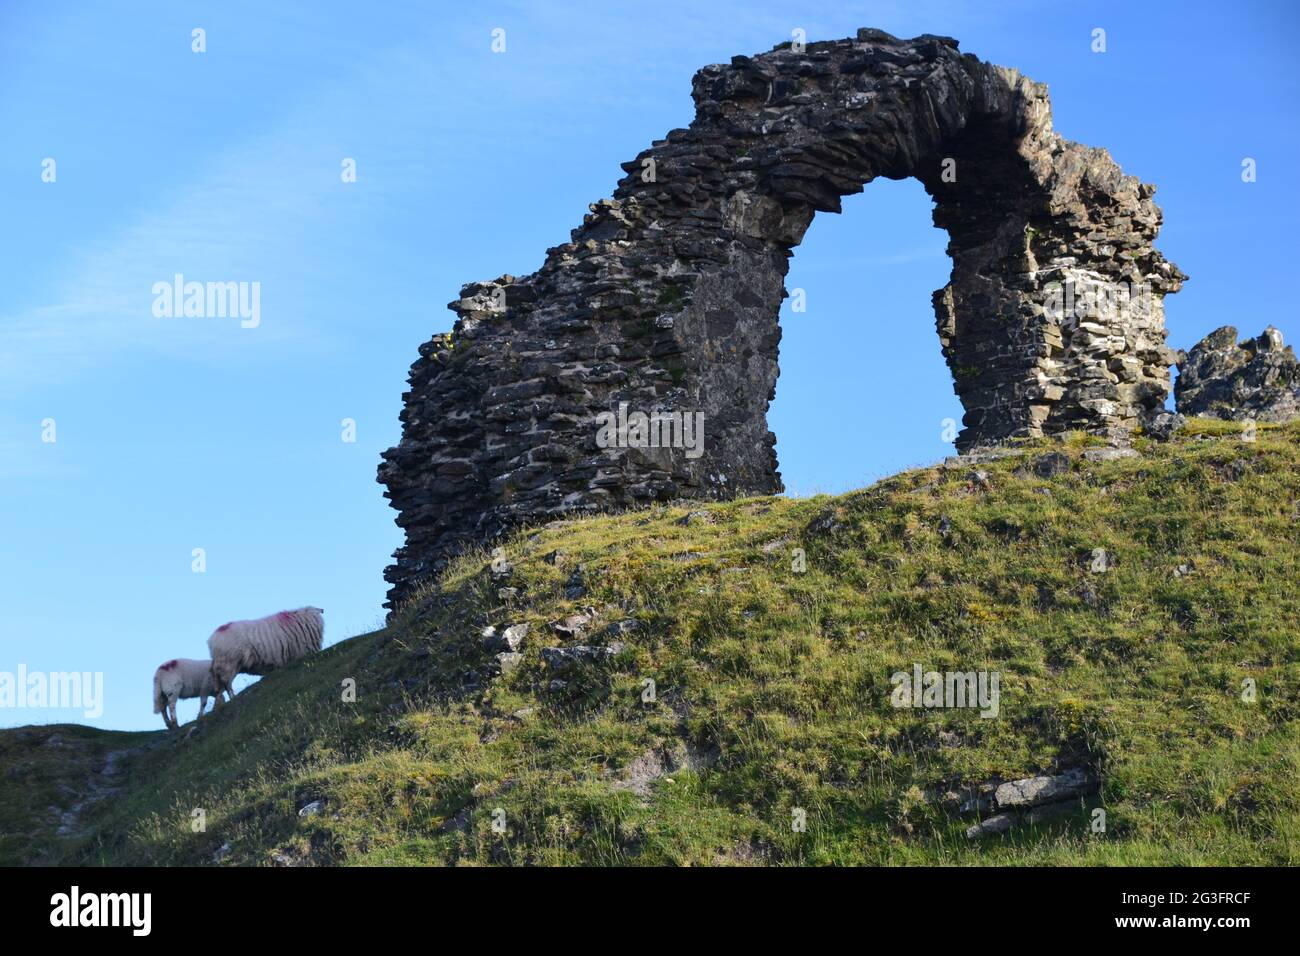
xmin=0 ymin=0 xmax=973 ymax=397
xmin=0 ymin=439 xmax=67 ymax=480
xmin=0 ymin=40 xmax=440 ymax=393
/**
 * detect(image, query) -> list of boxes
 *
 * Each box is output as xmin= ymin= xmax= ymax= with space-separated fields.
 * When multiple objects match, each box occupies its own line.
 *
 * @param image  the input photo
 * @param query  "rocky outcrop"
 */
xmin=1175 ymin=326 xmax=1300 ymax=422
xmin=378 ymin=28 xmax=1184 ymax=611
xmin=938 ymin=768 xmax=1099 ymax=839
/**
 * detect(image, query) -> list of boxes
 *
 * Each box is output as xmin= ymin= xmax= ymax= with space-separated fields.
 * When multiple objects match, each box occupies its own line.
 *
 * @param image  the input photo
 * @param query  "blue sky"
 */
xmin=2 ymin=0 xmax=1296 ymax=729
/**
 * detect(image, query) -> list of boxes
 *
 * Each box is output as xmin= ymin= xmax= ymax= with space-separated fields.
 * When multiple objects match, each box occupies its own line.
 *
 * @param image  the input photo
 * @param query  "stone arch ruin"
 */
xmin=378 ymin=28 xmax=1185 ymax=610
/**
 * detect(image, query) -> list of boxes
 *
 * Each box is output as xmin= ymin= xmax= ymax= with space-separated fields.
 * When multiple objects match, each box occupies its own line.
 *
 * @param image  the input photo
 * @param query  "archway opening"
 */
xmin=768 ymin=178 xmax=962 ymax=495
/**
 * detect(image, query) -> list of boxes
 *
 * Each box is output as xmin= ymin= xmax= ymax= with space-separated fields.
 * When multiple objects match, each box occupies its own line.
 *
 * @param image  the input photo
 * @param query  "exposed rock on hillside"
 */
xmin=1176 ymin=325 xmax=1300 ymax=422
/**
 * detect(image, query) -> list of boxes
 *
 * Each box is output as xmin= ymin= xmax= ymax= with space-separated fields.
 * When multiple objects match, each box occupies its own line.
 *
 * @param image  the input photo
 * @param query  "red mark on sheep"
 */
xmin=160 ymin=659 xmax=178 ymax=671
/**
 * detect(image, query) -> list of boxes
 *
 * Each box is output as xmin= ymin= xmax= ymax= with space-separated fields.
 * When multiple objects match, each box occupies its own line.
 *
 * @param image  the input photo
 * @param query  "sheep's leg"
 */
xmin=212 ymin=667 xmax=235 ymax=705
xmin=197 ymin=694 xmax=208 ymax=718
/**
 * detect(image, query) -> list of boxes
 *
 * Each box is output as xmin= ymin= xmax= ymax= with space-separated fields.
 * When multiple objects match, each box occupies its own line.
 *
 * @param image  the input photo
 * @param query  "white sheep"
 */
xmin=152 ymin=658 xmax=227 ymax=730
xmin=208 ymin=607 xmax=325 ymax=702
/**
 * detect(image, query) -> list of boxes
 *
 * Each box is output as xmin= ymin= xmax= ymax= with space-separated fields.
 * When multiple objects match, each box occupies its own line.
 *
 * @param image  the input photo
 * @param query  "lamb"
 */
xmin=208 ymin=606 xmax=325 ymax=702
xmin=152 ymin=658 xmax=227 ymax=730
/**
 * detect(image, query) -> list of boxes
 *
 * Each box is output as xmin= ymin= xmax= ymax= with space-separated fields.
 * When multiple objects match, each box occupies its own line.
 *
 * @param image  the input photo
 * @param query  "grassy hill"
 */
xmin=3 ymin=418 xmax=1298 ymax=866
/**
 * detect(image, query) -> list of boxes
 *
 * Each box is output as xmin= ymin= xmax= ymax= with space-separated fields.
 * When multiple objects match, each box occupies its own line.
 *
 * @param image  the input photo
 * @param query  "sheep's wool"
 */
xmin=152 ymin=658 xmax=217 ymax=712
xmin=208 ymin=607 xmax=325 ymax=690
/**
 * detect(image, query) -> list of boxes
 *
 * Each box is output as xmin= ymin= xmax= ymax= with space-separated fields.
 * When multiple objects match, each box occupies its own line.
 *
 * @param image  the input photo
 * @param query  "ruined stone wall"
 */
xmin=378 ymin=28 xmax=1185 ymax=611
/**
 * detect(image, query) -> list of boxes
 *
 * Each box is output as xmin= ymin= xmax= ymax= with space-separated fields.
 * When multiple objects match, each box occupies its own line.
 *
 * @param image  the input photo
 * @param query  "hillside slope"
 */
xmin=4 ymin=419 xmax=1298 ymax=866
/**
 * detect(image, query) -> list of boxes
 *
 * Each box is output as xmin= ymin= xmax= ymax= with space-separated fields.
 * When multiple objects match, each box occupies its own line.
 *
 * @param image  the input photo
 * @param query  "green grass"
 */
xmin=0 ymin=724 xmax=153 ymax=865
xmin=4 ymin=418 xmax=1298 ymax=866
